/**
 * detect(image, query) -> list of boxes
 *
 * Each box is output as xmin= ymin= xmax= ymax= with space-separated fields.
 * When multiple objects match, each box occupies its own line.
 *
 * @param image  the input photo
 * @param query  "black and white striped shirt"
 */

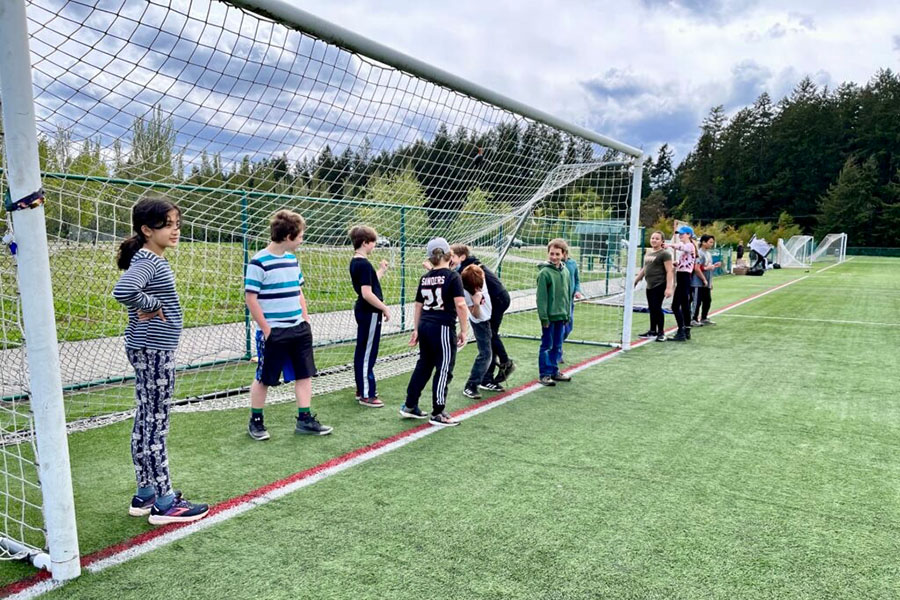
xmin=113 ymin=248 xmax=183 ymax=350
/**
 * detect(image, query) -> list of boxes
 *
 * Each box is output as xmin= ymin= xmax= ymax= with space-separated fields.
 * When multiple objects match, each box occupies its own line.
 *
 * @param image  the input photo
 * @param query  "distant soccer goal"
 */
xmin=0 ymin=0 xmax=644 ymax=572
xmin=776 ymin=235 xmax=814 ymax=268
xmin=810 ymin=233 xmax=848 ymax=265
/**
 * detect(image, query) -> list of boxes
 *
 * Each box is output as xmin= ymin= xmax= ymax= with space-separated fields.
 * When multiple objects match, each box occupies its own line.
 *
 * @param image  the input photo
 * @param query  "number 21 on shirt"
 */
xmin=421 ymin=287 xmax=444 ymax=310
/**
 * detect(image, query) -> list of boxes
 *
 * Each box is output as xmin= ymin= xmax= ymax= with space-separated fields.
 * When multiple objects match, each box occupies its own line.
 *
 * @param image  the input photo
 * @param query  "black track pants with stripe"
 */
xmin=405 ymin=321 xmax=457 ymax=416
xmin=354 ymin=307 xmax=383 ymax=399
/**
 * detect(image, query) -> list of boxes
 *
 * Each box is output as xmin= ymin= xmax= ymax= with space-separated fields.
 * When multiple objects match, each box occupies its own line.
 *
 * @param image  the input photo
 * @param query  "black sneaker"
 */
xmin=638 ymin=330 xmax=657 ymax=339
xmin=655 ymin=333 xmax=666 ymax=342
xmin=430 ymin=412 xmax=460 ymax=427
xmin=496 ymin=360 xmax=516 ymax=383
xmin=129 ymin=494 xmax=155 ymax=517
xmin=551 ymin=372 xmax=572 ymax=382
xmin=685 ymin=328 xmax=692 ymax=340
xmin=295 ymin=414 xmax=333 ymax=436
xmin=701 ymin=319 xmax=716 ymax=326
xmin=478 ymin=382 xmax=505 ymax=392
xmin=539 ymin=376 xmax=556 ymax=386
xmin=399 ymin=404 xmax=428 ymax=419
xmin=463 ymin=387 xmax=481 ymax=399
xmin=668 ymin=330 xmax=687 ymax=342
xmin=148 ymin=492 xmax=209 ymax=526
xmin=248 ymin=419 xmax=270 ymax=441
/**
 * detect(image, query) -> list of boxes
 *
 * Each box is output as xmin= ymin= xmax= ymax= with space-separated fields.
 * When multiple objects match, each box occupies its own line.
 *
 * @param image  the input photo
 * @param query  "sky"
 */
xmin=298 ymin=0 xmax=900 ymax=163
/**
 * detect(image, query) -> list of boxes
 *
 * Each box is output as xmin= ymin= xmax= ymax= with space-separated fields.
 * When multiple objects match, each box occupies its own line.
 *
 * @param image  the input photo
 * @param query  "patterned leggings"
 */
xmin=126 ymin=347 xmax=175 ymax=497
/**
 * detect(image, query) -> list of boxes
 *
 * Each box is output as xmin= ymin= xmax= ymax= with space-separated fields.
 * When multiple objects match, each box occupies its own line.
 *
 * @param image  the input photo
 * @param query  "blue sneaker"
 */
xmin=399 ymin=404 xmax=428 ymax=419
xmin=129 ymin=494 xmax=155 ymax=517
xmin=148 ymin=492 xmax=209 ymax=525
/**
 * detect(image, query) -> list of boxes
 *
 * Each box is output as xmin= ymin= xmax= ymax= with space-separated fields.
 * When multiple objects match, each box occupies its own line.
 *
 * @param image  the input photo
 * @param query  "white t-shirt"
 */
xmin=463 ymin=282 xmax=492 ymax=323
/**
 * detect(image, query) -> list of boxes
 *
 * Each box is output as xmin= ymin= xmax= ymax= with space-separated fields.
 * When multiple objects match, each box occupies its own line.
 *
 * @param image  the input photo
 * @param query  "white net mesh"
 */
xmin=810 ymin=233 xmax=847 ymax=265
xmin=0 ymin=0 xmax=639 ymax=558
xmin=776 ymin=235 xmax=814 ymax=268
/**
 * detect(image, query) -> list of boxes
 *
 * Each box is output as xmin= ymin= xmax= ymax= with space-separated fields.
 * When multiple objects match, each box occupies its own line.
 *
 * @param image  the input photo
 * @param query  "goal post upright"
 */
xmin=0 ymin=0 xmax=80 ymax=580
xmin=620 ymin=155 xmax=646 ymax=350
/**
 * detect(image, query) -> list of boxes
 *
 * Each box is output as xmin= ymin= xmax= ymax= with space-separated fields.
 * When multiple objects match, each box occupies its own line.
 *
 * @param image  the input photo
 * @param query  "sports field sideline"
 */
xmin=3 ymin=257 xmax=899 ymax=599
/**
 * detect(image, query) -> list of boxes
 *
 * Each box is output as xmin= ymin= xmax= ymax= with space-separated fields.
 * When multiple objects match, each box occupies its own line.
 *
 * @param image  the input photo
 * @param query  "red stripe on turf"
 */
xmin=0 ymin=275 xmax=809 ymax=598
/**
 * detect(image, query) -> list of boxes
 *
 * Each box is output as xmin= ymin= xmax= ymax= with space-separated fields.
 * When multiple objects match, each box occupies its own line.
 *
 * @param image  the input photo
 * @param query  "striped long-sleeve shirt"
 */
xmin=112 ymin=248 xmax=183 ymax=350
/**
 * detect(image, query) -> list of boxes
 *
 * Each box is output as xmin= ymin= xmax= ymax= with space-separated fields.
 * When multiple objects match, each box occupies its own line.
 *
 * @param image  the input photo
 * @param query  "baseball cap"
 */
xmin=676 ymin=225 xmax=695 ymax=237
xmin=425 ymin=237 xmax=451 ymax=257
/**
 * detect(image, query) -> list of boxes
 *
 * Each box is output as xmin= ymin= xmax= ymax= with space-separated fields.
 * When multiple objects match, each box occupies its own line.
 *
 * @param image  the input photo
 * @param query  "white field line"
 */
xmin=722 ymin=314 xmax=900 ymax=327
xmin=7 ymin=261 xmax=849 ymax=600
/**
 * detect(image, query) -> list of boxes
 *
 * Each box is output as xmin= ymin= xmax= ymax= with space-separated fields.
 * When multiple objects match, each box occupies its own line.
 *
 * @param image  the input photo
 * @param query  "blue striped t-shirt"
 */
xmin=112 ymin=248 xmax=183 ymax=350
xmin=244 ymin=249 xmax=305 ymax=328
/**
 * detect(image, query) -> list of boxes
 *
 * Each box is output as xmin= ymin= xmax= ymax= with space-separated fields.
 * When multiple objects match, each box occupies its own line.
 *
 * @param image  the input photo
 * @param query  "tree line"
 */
xmin=641 ymin=69 xmax=900 ymax=247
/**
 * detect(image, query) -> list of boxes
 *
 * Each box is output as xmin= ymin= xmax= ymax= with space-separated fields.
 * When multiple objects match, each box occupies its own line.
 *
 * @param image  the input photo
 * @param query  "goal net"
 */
xmin=776 ymin=235 xmax=814 ymax=268
xmin=810 ymin=233 xmax=848 ymax=265
xmin=0 ymin=0 xmax=643 ymax=566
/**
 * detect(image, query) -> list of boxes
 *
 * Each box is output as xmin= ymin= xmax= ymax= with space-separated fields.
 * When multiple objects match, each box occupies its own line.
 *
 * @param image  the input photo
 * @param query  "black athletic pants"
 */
xmin=483 ymin=293 xmax=510 ymax=383
xmin=406 ymin=321 xmax=457 ymax=416
xmin=645 ymin=283 xmax=666 ymax=334
xmin=692 ymin=287 xmax=711 ymax=321
xmin=672 ymin=272 xmax=693 ymax=331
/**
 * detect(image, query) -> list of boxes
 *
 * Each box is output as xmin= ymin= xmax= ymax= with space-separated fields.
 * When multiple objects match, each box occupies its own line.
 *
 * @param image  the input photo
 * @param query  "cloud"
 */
xmin=639 ymin=0 xmax=758 ymax=22
xmin=728 ymin=60 xmax=772 ymax=107
xmin=894 ymin=35 xmax=900 ymax=52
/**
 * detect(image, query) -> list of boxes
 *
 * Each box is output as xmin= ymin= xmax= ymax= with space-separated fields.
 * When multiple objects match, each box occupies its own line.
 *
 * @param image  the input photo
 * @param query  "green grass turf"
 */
xmin=8 ymin=258 xmax=900 ymax=598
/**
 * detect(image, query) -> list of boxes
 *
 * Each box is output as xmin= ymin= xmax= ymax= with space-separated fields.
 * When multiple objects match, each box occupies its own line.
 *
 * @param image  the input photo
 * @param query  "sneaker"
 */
xmin=668 ymin=331 xmax=687 ymax=342
xmin=355 ymin=392 xmax=380 ymax=402
xmin=478 ymin=382 xmax=505 ymax=392
xmin=129 ymin=494 xmax=155 ymax=517
xmin=496 ymin=360 xmax=516 ymax=383
xmin=685 ymin=328 xmax=692 ymax=340
xmin=430 ymin=412 xmax=460 ymax=427
xmin=463 ymin=387 xmax=481 ymax=399
xmin=655 ymin=334 xmax=666 ymax=342
xmin=248 ymin=419 xmax=270 ymax=441
xmin=551 ymin=372 xmax=572 ymax=382
xmin=148 ymin=492 xmax=209 ymax=526
xmin=358 ymin=397 xmax=384 ymax=408
xmin=690 ymin=319 xmax=703 ymax=327
xmin=638 ymin=330 xmax=657 ymax=339
xmin=295 ymin=414 xmax=333 ymax=436
xmin=701 ymin=319 xmax=716 ymax=326
xmin=538 ymin=376 xmax=556 ymax=386
xmin=399 ymin=404 xmax=428 ymax=419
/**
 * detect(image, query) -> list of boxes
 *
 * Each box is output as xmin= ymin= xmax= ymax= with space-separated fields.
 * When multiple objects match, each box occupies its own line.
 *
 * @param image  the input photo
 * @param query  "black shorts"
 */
xmin=256 ymin=322 xmax=316 ymax=386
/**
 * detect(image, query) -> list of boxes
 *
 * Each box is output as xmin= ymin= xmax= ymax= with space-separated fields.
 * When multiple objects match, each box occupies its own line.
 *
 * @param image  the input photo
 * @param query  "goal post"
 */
xmin=0 ymin=0 xmax=80 ymax=579
xmin=811 ymin=233 xmax=848 ymax=265
xmin=0 ymin=0 xmax=643 ymax=574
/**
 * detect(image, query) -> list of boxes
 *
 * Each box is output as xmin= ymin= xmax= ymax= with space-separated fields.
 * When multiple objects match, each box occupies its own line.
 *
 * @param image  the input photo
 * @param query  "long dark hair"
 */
xmin=116 ymin=195 xmax=181 ymax=269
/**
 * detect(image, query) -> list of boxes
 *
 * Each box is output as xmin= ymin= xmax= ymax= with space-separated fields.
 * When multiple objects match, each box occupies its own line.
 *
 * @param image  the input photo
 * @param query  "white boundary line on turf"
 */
xmin=721 ymin=314 xmax=900 ymax=327
xmin=8 ymin=261 xmax=851 ymax=600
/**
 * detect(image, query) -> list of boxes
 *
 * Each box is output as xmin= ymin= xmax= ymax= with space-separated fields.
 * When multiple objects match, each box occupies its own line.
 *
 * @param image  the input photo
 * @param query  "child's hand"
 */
xmin=380 ymin=259 xmax=389 ymax=271
xmin=714 ymin=261 xmax=722 ymax=268
xmin=456 ymin=331 xmax=467 ymax=348
xmin=408 ymin=330 xmax=418 ymax=346
xmin=138 ymin=308 xmax=166 ymax=322
xmin=472 ymin=292 xmax=482 ymax=305
xmin=261 ymin=325 xmax=272 ymax=339
xmin=382 ymin=307 xmax=391 ymax=322
xmin=664 ymin=287 xmax=673 ymax=298
xmin=574 ymin=291 xmax=584 ymax=300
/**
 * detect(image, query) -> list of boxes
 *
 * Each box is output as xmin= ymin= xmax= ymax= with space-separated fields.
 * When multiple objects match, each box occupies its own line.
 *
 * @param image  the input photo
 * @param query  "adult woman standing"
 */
xmin=633 ymin=231 xmax=674 ymax=342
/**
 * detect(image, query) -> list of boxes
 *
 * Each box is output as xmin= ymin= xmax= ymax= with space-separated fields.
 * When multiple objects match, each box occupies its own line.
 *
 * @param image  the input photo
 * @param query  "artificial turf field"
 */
xmin=5 ymin=257 xmax=900 ymax=599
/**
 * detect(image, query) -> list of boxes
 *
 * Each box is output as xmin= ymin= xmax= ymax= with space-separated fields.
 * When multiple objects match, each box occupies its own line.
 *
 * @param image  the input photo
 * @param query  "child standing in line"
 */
xmin=349 ymin=225 xmax=390 ymax=408
xmin=113 ymin=194 xmax=209 ymax=525
xmin=245 ymin=210 xmax=332 ymax=440
xmin=691 ymin=234 xmax=722 ymax=327
xmin=633 ymin=230 xmax=674 ymax=342
xmin=536 ymin=239 xmax=572 ymax=386
xmin=560 ymin=244 xmax=584 ymax=362
xmin=460 ymin=264 xmax=493 ymax=400
xmin=401 ymin=238 xmax=468 ymax=427
xmin=665 ymin=225 xmax=698 ymax=342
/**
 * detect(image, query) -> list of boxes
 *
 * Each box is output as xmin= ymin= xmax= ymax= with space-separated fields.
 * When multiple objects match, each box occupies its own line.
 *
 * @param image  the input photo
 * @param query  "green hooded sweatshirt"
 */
xmin=536 ymin=261 xmax=571 ymax=326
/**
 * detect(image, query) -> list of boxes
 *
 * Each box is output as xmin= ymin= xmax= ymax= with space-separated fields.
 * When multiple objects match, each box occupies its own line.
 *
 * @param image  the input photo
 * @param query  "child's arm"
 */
xmin=634 ymin=266 xmax=646 ymax=287
xmin=361 ymin=286 xmax=391 ymax=321
xmin=664 ymin=260 xmax=675 ymax=298
xmin=468 ymin=292 xmax=482 ymax=319
xmin=454 ymin=296 xmax=469 ymax=348
xmin=408 ymin=302 xmax=423 ymax=346
xmin=573 ymin=264 xmax=584 ymax=299
xmin=113 ymin=259 xmax=164 ymax=320
xmin=299 ymin=287 xmax=311 ymax=324
xmin=376 ymin=259 xmax=389 ymax=280
xmin=693 ymin=262 xmax=708 ymax=286
xmin=536 ymin=271 xmax=550 ymax=327
xmin=245 ymin=292 xmax=270 ymax=339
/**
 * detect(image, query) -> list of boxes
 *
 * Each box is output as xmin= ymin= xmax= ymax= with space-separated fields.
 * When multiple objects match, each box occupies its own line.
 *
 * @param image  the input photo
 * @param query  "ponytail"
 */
xmin=117 ymin=234 xmax=145 ymax=270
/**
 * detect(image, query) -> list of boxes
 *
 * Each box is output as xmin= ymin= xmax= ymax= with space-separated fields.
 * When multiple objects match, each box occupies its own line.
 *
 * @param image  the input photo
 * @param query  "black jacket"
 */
xmin=459 ymin=256 xmax=510 ymax=308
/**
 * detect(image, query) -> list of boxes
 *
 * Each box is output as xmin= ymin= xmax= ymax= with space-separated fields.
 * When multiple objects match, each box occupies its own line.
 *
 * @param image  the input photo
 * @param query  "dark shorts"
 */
xmin=255 ymin=322 xmax=316 ymax=386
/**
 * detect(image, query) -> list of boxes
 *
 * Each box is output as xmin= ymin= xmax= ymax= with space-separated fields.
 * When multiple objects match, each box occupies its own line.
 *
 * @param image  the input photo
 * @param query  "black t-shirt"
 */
xmin=415 ymin=268 xmax=464 ymax=326
xmin=349 ymin=257 xmax=383 ymax=313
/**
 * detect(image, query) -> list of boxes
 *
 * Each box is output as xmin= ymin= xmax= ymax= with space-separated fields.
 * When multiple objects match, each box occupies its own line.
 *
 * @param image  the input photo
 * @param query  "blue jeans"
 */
xmin=538 ymin=321 xmax=566 ymax=377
